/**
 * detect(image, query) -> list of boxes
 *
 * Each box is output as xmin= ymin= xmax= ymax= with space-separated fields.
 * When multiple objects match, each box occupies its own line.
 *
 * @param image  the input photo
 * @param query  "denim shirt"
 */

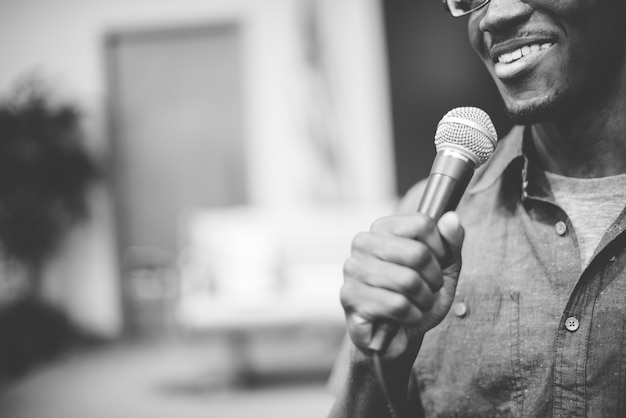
xmin=411 ymin=126 xmax=626 ymax=417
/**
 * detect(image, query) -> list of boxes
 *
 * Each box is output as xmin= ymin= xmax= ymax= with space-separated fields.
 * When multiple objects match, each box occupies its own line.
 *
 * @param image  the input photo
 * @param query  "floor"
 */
xmin=0 ymin=333 xmax=341 ymax=418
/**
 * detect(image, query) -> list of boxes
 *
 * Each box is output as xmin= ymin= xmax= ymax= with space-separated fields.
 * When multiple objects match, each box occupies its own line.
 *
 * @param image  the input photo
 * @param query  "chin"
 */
xmin=499 ymin=71 xmax=613 ymax=125
xmin=501 ymin=88 xmax=573 ymax=125
xmin=504 ymin=100 xmax=558 ymax=125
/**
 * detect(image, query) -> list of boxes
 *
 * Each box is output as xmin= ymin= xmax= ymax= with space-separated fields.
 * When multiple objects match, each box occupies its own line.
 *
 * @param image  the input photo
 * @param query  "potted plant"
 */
xmin=0 ymin=76 xmax=99 ymax=381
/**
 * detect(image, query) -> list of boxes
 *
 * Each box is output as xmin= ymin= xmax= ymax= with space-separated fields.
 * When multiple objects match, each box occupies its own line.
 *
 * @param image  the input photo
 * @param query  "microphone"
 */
xmin=367 ymin=107 xmax=498 ymax=354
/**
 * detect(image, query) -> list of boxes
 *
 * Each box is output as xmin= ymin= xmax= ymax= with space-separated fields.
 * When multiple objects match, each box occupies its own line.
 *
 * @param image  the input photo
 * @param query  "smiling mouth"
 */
xmin=496 ymin=42 xmax=555 ymax=64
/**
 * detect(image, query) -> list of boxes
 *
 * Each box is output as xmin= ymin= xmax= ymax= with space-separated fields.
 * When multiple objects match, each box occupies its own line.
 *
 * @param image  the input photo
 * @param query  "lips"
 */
xmin=490 ymin=37 xmax=556 ymax=64
xmin=488 ymin=36 xmax=557 ymax=80
xmin=496 ymin=42 xmax=553 ymax=64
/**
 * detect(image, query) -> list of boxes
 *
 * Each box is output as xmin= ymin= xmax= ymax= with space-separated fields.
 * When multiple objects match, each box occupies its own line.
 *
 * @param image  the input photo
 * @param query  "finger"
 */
xmin=345 ymin=313 xmax=410 ymax=359
xmin=347 ymin=314 xmax=409 ymax=360
xmin=340 ymin=281 xmax=425 ymax=326
xmin=350 ymin=232 xmax=444 ymax=292
xmin=380 ymin=326 xmax=409 ymax=360
xmin=370 ymin=214 xmax=448 ymax=260
xmin=438 ymin=212 xmax=464 ymax=250
xmin=436 ymin=212 xmax=465 ymax=269
xmin=345 ymin=313 xmax=374 ymax=351
xmin=344 ymin=256 xmax=438 ymax=311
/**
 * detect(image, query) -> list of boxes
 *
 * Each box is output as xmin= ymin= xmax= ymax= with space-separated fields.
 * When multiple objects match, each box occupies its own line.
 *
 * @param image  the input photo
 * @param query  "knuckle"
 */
xmin=396 ymin=269 xmax=422 ymax=295
xmin=369 ymin=217 xmax=386 ymax=232
xmin=408 ymin=244 xmax=432 ymax=269
xmin=351 ymin=231 xmax=371 ymax=251
xmin=388 ymin=295 xmax=412 ymax=319
xmin=398 ymin=273 xmax=435 ymax=311
xmin=343 ymin=257 xmax=367 ymax=282
xmin=342 ymin=256 xmax=358 ymax=277
xmin=414 ymin=215 xmax=437 ymax=236
xmin=370 ymin=215 xmax=394 ymax=233
xmin=339 ymin=283 xmax=356 ymax=309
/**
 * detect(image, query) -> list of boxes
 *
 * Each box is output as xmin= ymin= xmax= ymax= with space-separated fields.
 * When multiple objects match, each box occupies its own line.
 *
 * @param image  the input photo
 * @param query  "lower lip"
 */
xmin=493 ymin=47 xmax=553 ymax=80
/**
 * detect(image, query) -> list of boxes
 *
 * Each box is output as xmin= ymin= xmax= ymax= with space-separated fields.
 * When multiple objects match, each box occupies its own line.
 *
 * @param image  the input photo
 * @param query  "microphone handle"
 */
xmin=417 ymin=155 xmax=474 ymax=219
xmin=367 ymin=152 xmax=475 ymax=353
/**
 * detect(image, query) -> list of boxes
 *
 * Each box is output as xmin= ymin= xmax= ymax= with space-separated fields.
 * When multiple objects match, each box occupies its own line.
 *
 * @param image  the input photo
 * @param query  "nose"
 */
xmin=477 ymin=0 xmax=533 ymax=33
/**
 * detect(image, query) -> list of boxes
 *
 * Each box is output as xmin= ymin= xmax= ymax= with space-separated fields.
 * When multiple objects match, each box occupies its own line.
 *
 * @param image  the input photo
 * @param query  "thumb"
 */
xmin=437 ymin=211 xmax=464 ymax=252
xmin=437 ymin=212 xmax=464 ymax=273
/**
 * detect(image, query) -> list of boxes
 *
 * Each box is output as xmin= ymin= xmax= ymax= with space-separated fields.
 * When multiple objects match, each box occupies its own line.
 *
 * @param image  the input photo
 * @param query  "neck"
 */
xmin=531 ymin=95 xmax=626 ymax=178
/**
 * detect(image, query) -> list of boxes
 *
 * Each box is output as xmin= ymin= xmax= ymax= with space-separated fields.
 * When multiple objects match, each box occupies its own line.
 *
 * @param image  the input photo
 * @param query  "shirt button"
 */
xmin=555 ymin=221 xmax=568 ymax=236
xmin=565 ymin=317 xmax=580 ymax=332
xmin=453 ymin=302 xmax=468 ymax=318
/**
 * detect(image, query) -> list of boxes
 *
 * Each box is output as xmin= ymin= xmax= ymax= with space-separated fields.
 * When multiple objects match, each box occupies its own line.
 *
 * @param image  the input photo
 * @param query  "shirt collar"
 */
xmin=468 ymin=125 xmax=526 ymax=195
xmin=464 ymin=124 xmax=626 ymax=265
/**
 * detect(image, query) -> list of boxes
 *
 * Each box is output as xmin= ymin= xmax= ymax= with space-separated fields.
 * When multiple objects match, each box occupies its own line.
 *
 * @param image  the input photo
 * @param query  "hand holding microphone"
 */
xmin=340 ymin=107 xmax=498 ymax=359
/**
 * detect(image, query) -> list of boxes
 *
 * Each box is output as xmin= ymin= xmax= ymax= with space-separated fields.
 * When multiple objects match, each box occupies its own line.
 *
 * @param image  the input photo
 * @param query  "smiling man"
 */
xmin=329 ymin=0 xmax=626 ymax=417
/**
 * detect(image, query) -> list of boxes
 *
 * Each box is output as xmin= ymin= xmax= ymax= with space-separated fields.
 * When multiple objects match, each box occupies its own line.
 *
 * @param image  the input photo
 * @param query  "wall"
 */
xmin=382 ymin=1 xmax=513 ymax=195
xmin=0 ymin=0 xmax=395 ymax=336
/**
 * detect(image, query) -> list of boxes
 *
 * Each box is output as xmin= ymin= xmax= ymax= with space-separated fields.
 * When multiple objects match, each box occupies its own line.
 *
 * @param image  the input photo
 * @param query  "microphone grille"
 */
xmin=434 ymin=107 xmax=498 ymax=167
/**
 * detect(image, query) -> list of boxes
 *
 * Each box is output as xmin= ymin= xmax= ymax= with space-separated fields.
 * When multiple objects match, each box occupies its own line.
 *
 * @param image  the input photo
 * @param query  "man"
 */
xmin=330 ymin=0 xmax=626 ymax=416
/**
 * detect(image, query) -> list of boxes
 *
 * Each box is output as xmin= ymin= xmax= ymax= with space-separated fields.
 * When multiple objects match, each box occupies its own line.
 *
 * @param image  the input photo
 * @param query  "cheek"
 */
xmin=467 ymin=17 xmax=485 ymax=58
xmin=566 ymin=31 xmax=622 ymax=88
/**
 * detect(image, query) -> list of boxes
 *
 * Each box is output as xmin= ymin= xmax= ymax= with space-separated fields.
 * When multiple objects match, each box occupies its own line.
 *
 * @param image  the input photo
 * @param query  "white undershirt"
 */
xmin=545 ymin=171 xmax=626 ymax=269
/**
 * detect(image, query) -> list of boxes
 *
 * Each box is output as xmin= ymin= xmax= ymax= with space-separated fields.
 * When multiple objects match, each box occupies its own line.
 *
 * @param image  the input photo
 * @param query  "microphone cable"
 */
xmin=368 ymin=107 xmax=497 ymax=364
xmin=365 ymin=107 xmax=497 ymax=418
xmin=372 ymin=349 xmax=407 ymax=418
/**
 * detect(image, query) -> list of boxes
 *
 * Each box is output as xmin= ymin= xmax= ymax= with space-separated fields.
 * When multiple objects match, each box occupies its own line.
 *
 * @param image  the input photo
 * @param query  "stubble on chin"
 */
xmin=501 ymin=63 xmax=619 ymax=126
xmin=502 ymin=84 xmax=588 ymax=126
xmin=504 ymin=99 xmax=559 ymax=125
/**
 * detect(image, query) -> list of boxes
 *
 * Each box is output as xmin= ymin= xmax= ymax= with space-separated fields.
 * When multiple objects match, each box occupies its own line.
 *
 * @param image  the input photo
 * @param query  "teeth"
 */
xmin=497 ymin=43 xmax=553 ymax=64
xmin=500 ymin=52 xmax=513 ymax=63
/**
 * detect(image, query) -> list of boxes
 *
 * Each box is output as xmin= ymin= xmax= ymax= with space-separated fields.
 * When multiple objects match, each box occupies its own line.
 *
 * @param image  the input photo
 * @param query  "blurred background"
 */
xmin=0 ymin=1 xmax=510 ymax=417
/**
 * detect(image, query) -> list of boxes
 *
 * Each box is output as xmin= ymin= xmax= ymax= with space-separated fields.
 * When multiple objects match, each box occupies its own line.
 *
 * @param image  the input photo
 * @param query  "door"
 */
xmin=106 ymin=23 xmax=247 ymax=334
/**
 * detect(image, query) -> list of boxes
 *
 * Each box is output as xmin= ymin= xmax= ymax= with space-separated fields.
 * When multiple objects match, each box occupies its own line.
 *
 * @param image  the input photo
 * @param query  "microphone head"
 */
xmin=434 ymin=107 xmax=498 ymax=167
